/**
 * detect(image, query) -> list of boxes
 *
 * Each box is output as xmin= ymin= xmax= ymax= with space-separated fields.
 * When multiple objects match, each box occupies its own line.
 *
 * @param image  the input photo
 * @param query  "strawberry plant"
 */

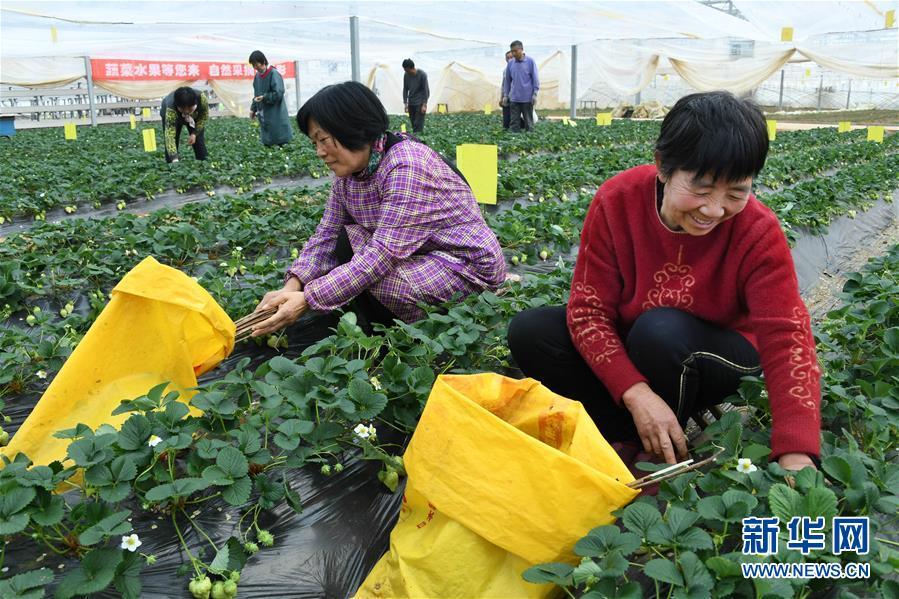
xmin=0 ymin=119 xmax=321 ymax=219
xmin=1 ymin=115 xmax=895 ymax=596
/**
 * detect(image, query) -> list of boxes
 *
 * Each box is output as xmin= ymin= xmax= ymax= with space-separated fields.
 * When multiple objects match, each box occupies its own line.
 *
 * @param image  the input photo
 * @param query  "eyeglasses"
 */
xmin=311 ymin=136 xmax=334 ymax=151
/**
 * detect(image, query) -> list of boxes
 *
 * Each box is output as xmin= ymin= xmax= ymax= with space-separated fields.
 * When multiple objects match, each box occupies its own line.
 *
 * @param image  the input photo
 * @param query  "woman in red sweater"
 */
xmin=508 ymin=91 xmax=820 ymax=471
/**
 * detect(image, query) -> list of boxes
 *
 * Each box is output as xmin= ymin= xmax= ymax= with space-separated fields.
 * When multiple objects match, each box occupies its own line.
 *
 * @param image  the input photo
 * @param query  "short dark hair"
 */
xmin=402 ymin=59 xmax=415 ymax=69
xmin=655 ymin=91 xmax=769 ymax=182
xmin=248 ymin=50 xmax=268 ymax=65
xmin=296 ymin=81 xmax=389 ymax=151
xmin=510 ymin=40 xmax=523 ymax=49
xmin=173 ymin=86 xmax=199 ymax=108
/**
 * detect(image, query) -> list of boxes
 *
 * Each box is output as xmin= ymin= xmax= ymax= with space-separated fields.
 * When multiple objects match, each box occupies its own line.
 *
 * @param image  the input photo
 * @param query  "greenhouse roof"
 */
xmin=2 ymin=1 xmax=896 ymax=61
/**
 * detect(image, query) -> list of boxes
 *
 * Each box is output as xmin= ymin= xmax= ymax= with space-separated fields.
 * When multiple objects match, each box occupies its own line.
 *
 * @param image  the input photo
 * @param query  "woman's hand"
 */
xmin=254 ymin=95 xmax=264 ymax=103
xmin=251 ymin=289 xmax=308 ymax=336
xmin=777 ymin=452 xmax=816 ymax=471
xmin=188 ymin=133 xmax=197 ymax=146
xmin=622 ymin=382 xmax=689 ymax=465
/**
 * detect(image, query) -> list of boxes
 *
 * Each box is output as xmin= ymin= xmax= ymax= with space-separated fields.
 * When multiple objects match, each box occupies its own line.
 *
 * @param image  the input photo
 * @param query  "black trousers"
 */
xmin=509 ymin=101 xmax=534 ymax=132
xmin=334 ymin=229 xmax=398 ymax=333
xmin=162 ymin=112 xmax=207 ymax=163
xmin=507 ymin=306 xmax=761 ymax=442
xmin=407 ymin=104 xmax=426 ymax=133
xmin=284 ymin=229 xmax=398 ymax=349
xmin=502 ymin=104 xmax=525 ymax=130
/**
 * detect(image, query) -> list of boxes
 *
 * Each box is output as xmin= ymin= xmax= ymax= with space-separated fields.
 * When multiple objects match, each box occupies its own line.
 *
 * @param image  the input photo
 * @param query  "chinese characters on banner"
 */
xmin=91 ymin=59 xmax=295 ymax=81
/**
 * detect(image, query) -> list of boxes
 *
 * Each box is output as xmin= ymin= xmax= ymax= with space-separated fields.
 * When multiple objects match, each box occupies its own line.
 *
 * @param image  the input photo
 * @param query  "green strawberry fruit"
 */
xmin=257 ymin=529 xmax=274 ymax=547
xmin=189 ymin=576 xmax=212 ymax=599
xmin=211 ymin=581 xmax=227 ymax=599
xmin=384 ymin=470 xmax=399 ymax=492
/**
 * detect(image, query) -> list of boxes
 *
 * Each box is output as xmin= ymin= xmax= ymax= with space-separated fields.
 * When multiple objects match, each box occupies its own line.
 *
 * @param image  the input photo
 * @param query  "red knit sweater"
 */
xmin=567 ymin=164 xmax=821 ymax=458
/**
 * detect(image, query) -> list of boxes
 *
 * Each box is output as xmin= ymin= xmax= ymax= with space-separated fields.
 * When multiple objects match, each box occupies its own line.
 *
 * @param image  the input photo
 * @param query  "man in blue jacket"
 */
xmin=501 ymin=40 xmax=539 ymax=133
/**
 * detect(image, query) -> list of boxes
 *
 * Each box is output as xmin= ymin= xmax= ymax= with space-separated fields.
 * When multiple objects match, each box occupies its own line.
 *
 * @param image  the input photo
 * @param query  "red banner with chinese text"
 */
xmin=90 ymin=59 xmax=295 ymax=81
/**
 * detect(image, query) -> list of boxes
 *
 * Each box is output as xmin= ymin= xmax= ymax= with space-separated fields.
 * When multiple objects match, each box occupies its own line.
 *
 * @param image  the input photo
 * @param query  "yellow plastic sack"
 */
xmin=2 ymin=256 xmax=235 ymax=468
xmin=355 ymin=373 xmax=640 ymax=599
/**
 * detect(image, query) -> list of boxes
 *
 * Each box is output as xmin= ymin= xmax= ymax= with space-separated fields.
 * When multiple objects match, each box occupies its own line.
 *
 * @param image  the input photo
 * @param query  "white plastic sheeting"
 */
xmin=732 ymin=0 xmax=895 ymax=41
xmin=1 ymin=1 xmax=896 ymax=114
xmin=1 ymin=56 xmax=85 ymax=88
xmin=1 ymin=1 xmax=773 ymax=58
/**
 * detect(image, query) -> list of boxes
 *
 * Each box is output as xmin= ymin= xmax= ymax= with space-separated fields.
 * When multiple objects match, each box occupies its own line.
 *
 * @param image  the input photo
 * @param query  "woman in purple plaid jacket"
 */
xmin=251 ymin=82 xmax=506 ymax=337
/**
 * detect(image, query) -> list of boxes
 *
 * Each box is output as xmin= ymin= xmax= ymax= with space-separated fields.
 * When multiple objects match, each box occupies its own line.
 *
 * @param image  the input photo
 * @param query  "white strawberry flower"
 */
xmin=147 ymin=434 xmax=162 ymax=447
xmin=120 ymin=533 xmax=142 ymax=552
xmin=35 ymin=370 xmax=48 ymax=379
xmin=353 ymin=423 xmax=377 ymax=440
xmin=736 ymin=458 xmax=757 ymax=474
xmin=353 ymin=423 xmax=371 ymax=439
xmin=369 ymin=376 xmax=382 ymax=391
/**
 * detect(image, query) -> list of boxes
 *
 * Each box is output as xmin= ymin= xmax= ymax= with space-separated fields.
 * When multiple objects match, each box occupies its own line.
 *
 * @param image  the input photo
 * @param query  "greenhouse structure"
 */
xmin=0 ymin=1 xmax=897 ymax=598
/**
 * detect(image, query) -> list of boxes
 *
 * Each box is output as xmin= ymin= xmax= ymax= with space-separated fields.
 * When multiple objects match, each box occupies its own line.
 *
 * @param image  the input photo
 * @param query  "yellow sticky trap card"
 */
xmin=456 ymin=144 xmax=498 ymax=205
xmin=867 ymin=126 xmax=884 ymax=143
xmin=142 ymin=128 xmax=157 ymax=152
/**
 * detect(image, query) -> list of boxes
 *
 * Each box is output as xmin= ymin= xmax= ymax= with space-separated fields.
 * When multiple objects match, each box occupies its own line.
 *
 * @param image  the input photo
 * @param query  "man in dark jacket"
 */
xmin=402 ymin=59 xmax=429 ymax=133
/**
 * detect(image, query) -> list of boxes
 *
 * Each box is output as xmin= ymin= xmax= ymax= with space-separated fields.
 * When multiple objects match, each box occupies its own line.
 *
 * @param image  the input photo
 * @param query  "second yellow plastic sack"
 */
xmin=355 ymin=373 xmax=639 ymax=598
xmin=2 ymin=256 xmax=235 ymax=468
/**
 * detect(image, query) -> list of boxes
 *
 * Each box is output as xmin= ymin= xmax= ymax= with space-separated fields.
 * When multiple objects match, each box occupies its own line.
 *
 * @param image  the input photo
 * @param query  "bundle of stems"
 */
xmin=626 ymin=447 xmax=725 ymax=490
xmin=233 ymin=308 xmax=277 ymax=343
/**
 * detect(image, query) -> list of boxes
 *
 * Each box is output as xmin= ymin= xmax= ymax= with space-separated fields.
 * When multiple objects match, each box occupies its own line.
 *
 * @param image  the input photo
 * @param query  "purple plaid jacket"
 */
xmin=286 ymin=136 xmax=506 ymax=322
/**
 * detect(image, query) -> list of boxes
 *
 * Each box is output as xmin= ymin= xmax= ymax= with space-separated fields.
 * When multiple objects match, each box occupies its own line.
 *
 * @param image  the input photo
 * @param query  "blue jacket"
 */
xmin=502 ymin=56 xmax=539 ymax=103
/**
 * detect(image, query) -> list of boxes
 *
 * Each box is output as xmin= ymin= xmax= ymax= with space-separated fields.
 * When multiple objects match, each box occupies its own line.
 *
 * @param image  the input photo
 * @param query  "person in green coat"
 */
xmin=249 ymin=50 xmax=293 ymax=146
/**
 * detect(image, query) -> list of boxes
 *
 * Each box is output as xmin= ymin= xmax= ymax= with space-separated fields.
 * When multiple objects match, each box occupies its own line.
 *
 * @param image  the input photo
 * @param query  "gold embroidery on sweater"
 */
xmin=643 ymin=245 xmax=695 ymax=311
xmin=570 ymin=281 xmax=621 ymax=366
xmin=787 ymin=306 xmax=819 ymax=410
